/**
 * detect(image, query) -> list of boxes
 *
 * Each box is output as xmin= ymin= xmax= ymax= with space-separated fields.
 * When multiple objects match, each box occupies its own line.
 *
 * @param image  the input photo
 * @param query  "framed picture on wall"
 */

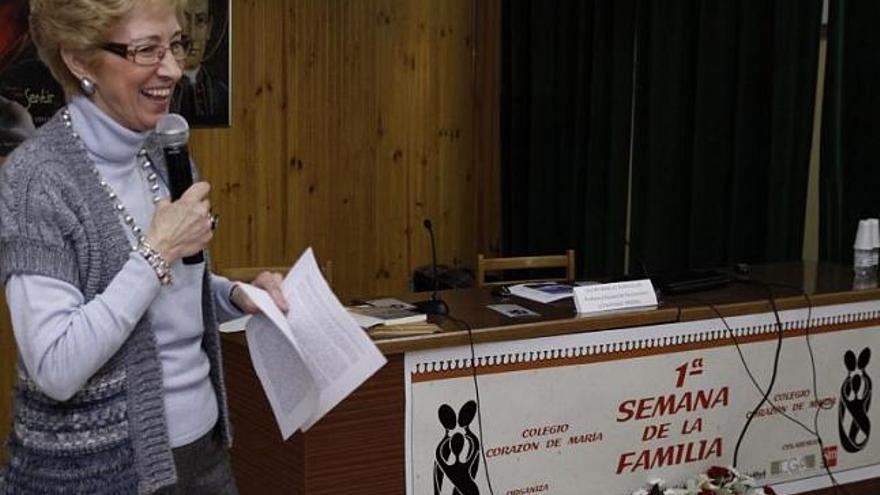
xmin=173 ymin=0 xmax=232 ymax=127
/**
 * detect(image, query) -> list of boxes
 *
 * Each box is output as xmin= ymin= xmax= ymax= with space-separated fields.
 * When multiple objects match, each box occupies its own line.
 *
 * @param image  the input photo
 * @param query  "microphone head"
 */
xmin=156 ymin=113 xmax=190 ymax=148
xmin=423 ymin=219 xmax=432 ymax=230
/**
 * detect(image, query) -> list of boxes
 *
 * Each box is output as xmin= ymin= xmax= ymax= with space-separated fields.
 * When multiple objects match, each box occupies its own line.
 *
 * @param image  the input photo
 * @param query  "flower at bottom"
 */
xmin=631 ymin=466 xmax=776 ymax=495
xmin=706 ymin=466 xmax=733 ymax=481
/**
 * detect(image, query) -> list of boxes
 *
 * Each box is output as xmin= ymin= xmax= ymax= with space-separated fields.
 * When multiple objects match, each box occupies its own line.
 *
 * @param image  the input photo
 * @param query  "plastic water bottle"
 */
xmin=854 ymin=219 xmax=877 ymax=288
xmin=869 ymin=218 xmax=880 ymax=275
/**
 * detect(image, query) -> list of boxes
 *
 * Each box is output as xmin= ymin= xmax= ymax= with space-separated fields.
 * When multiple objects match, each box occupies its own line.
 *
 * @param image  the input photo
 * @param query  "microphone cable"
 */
xmin=678 ymin=280 xmax=848 ymax=494
xmin=605 ymin=236 xmax=845 ymax=491
xmin=442 ymin=312 xmax=497 ymax=495
xmin=619 ymin=241 xmax=781 ymax=480
xmin=735 ymin=279 xmax=849 ymax=495
xmin=670 ymin=288 xmax=783 ymax=469
xmin=676 ymin=292 xmax=816 ymax=435
xmin=734 ymin=281 xmax=784 ymax=469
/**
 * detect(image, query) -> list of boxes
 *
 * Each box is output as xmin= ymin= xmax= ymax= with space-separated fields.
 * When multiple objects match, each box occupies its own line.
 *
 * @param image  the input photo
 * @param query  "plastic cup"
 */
xmin=854 ymin=220 xmax=873 ymax=250
xmin=869 ymin=218 xmax=880 ymax=266
xmin=868 ymin=218 xmax=880 ymax=249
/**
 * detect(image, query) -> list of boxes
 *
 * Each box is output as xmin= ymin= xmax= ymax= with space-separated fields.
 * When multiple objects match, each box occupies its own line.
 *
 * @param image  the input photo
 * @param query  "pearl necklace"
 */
xmin=61 ymin=107 xmax=173 ymax=285
xmin=61 ymin=107 xmax=163 ymax=245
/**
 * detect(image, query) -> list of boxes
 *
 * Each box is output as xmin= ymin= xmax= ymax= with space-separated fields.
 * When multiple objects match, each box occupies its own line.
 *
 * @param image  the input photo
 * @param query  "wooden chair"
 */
xmin=476 ymin=250 xmax=575 ymax=288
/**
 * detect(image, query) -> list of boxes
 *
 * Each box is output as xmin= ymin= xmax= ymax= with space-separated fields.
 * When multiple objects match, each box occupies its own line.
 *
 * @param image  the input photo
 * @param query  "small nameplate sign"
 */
xmin=573 ymin=279 xmax=658 ymax=315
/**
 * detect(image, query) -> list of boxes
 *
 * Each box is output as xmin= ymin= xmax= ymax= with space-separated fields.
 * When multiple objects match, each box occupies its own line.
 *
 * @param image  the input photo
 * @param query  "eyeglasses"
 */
xmin=101 ymin=38 xmax=191 ymax=66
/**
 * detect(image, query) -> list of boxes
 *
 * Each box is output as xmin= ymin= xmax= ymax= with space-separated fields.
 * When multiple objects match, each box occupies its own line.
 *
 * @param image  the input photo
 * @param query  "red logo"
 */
xmin=822 ymin=446 xmax=838 ymax=468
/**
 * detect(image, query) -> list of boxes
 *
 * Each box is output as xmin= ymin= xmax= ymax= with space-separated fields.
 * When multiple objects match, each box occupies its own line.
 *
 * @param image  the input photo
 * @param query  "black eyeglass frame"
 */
xmin=100 ymin=37 xmax=192 ymax=66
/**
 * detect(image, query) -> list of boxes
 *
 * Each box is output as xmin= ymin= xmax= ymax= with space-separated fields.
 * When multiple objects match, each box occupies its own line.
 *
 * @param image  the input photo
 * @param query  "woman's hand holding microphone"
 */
xmin=145 ymin=182 xmax=214 ymax=265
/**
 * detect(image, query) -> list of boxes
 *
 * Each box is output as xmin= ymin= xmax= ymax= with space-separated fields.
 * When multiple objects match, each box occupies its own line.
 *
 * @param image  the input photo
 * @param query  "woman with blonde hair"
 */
xmin=0 ymin=0 xmax=286 ymax=493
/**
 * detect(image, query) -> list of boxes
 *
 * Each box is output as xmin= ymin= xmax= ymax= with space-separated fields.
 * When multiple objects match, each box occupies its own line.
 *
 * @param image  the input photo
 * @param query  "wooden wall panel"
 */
xmin=475 ymin=0 xmax=502 ymax=257
xmin=194 ymin=0 xmax=496 ymax=300
xmin=283 ymin=0 xmax=482 ymax=302
xmin=192 ymin=0 xmax=290 ymax=269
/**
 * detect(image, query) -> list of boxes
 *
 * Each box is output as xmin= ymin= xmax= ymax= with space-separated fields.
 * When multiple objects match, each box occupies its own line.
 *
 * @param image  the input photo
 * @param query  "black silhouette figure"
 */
xmin=435 ymin=404 xmax=457 ymax=493
xmin=839 ymin=348 xmax=872 ymax=453
xmin=434 ymin=400 xmax=480 ymax=495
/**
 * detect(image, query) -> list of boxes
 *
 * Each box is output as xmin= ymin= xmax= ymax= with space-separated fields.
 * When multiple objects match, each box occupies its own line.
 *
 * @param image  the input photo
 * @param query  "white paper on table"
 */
xmin=364 ymin=297 xmax=417 ymax=310
xmin=507 ymin=282 xmax=574 ymax=303
xmin=487 ymin=303 xmax=540 ymax=317
xmin=572 ymin=279 xmax=658 ymax=315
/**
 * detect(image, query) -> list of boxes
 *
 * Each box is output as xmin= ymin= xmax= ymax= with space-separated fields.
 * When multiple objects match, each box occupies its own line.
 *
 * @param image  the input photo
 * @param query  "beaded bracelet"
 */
xmin=134 ymin=240 xmax=173 ymax=286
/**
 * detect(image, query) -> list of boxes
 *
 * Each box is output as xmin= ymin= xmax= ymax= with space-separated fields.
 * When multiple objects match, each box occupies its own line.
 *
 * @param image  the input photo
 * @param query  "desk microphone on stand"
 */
xmin=413 ymin=219 xmax=449 ymax=315
xmin=156 ymin=113 xmax=203 ymax=265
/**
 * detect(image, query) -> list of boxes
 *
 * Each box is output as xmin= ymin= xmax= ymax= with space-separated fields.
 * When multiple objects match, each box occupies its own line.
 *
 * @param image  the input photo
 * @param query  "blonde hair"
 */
xmin=29 ymin=0 xmax=184 ymax=98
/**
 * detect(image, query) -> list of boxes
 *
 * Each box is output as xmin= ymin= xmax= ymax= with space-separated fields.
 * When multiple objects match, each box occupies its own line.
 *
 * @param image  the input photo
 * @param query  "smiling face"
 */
xmin=71 ymin=4 xmax=183 ymax=131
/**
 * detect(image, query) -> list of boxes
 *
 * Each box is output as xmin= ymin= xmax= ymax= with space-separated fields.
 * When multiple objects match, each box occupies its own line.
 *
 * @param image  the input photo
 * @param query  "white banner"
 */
xmin=405 ymin=301 xmax=880 ymax=495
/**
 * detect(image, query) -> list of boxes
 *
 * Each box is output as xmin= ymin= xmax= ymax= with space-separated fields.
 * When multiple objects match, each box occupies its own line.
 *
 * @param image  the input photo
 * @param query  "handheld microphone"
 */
xmin=413 ymin=219 xmax=449 ymax=315
xmin=156 ymin=113 xmax=203 ymax=264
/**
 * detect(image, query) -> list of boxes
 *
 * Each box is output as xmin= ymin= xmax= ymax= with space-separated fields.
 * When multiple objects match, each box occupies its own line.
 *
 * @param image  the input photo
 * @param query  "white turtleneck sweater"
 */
xmin=5 ymin=96 xmax=243 ymax=448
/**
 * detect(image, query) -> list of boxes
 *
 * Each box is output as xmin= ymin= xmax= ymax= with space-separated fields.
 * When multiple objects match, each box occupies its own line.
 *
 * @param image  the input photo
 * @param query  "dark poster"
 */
xmin=173 ymin=0 xmax=231 ymax=127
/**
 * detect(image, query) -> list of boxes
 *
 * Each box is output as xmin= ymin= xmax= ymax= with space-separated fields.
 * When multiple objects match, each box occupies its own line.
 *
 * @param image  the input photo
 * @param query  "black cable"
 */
xmin=618 ymin=241 xmax=784 ymax=476
xmin=738 ymin=283 xmax=781 ymax=468
xmin=684 ymin=278 xmax=848 ymax=494
xmin=738 ymin=280 xmax=850 ymax=495
xmin=617 ymin=238 xmax=848 ymax=492
xmin=672 ymin=287 xmax=785 ymax=468
xmin=676 ymin=292 xmax=819 ymax=437
xmin=442 ymin=313 xmax=496 ymax=495
xmin=678 ymin=280 xmax=849 ymax=495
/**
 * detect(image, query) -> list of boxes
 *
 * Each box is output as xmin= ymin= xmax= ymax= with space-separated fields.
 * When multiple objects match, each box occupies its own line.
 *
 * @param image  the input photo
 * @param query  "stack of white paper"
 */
xmin=507 ymin=282 xmax=574 ymax=303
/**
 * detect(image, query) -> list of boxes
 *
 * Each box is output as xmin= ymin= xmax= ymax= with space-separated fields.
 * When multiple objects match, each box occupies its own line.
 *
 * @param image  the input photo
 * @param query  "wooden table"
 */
xmin=221 ymin=262 xmax=880 ymax=494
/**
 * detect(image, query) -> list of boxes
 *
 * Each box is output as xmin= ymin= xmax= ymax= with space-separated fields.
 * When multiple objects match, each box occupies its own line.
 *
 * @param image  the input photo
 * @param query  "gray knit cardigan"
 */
xmin=0 ymin=111 xmax=232 ymax=494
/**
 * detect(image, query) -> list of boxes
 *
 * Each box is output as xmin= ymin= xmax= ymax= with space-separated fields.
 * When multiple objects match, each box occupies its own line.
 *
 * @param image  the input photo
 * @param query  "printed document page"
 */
xmin=240 ymin=248 xmax=387 ymax=438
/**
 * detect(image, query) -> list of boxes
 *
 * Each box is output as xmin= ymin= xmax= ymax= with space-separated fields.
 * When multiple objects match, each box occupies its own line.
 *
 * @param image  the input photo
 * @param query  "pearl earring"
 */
xmin=80 ymin=77 xmax=96 ymax=96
